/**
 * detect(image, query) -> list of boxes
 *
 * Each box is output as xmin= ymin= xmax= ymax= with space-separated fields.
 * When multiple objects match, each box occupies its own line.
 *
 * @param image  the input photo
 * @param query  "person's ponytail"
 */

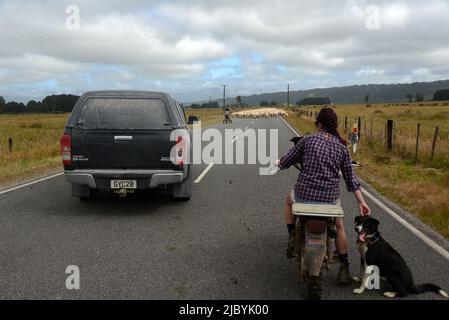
xmin=316 ymin=107 xmax=347 ymax=146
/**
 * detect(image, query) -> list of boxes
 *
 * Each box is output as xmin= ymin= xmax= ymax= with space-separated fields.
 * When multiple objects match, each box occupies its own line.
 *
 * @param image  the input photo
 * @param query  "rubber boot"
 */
xmin=286 ymin=231 xmax=296 ymax=258
xmin=337 ymin=263 xmax=352 ymax=285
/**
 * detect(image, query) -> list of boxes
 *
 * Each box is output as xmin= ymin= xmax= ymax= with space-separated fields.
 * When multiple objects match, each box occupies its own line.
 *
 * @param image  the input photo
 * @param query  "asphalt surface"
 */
xmin=0 ymin=117 xmax=448 ymax=299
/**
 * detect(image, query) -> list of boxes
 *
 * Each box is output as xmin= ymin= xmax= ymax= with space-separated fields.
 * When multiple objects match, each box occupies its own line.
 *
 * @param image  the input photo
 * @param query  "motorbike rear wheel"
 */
xmin=295 ymin=218 xmax=306 ymax=284
xmin=306 ymin=275 xmax=322 ymax=300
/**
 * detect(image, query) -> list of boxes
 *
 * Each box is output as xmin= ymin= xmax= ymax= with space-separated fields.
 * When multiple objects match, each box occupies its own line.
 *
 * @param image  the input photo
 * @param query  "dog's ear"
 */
xmin=354 ymin=215 xmax=368 ymax=224
xmin=365 ymin=217 xmax=380 ymax=231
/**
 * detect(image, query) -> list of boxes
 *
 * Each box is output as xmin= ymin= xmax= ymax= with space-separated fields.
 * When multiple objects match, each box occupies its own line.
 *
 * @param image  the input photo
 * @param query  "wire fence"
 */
xmin=296 ymin=109 xmax=449 ymax=169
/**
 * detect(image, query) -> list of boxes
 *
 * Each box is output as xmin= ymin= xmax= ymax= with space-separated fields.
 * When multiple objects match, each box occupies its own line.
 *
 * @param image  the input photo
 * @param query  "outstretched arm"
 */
xmin=278 ymin=140 xmax=303 ymax=170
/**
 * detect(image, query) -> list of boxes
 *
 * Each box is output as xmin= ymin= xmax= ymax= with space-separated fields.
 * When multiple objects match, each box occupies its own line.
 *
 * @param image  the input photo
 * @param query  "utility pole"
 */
xmin=52 ymin=92 xmax=55 ymax=113
xmin=287 ymin=84 xmax=290 ymax=108
xmin=209 ymin=96 xmax=212 ymax=108
xmin=222 ymin=85 xmax=228 ymax=110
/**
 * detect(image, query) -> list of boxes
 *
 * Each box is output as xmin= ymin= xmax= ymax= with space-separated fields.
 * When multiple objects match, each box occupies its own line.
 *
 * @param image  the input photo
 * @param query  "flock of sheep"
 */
xmin=231 ymin=108 xmax=289 ymax=118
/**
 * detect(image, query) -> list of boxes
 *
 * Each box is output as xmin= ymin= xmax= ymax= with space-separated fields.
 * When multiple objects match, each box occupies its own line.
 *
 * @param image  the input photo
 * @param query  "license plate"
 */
xmin=110 ymin=180 xmax=137 ymax=189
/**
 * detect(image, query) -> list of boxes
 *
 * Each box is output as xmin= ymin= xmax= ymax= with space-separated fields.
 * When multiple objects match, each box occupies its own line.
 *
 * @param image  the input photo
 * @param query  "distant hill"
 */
xmin=212 ymin=80 xmax=449 ymax=106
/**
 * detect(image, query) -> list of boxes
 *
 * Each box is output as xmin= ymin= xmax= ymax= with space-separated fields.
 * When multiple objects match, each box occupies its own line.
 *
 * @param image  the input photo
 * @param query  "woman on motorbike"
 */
xmin=277 ymin=107 xmax=370 ymax=285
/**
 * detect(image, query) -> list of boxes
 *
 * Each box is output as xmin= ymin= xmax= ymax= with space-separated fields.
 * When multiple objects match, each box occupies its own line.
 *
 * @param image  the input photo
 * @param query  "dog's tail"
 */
xmin=415 ymin=283 xmax=449 ymax=298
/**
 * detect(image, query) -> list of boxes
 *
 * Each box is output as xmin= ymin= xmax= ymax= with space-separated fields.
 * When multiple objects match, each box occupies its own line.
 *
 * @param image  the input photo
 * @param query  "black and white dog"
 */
xmin=353 ymin=216 xmax=448 ymax=299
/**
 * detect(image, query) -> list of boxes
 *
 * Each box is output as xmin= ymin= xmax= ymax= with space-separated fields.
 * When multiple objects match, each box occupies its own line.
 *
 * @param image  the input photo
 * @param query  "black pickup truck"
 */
xmin=60 ymin=91 xmax=192 ymax=200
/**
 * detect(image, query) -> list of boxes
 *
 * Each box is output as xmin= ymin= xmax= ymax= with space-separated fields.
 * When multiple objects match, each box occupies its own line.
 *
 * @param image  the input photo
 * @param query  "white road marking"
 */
xmin=361 ymin=189 xmax=449 ymax=261
xmin=194 ymin=162 xmax=215 ymax=184
xmin=280 ymin=116 xmax=301 ymax=136
xmin=0 ymin=172 xmax=64 ymax=196
xmin=279 ymin=115 xmax=449 ymax=262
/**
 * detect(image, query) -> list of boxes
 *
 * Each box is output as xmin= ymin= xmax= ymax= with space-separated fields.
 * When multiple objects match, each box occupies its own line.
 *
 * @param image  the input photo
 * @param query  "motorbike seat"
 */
xmin=292 ymin=200 xmax=344 ymax=218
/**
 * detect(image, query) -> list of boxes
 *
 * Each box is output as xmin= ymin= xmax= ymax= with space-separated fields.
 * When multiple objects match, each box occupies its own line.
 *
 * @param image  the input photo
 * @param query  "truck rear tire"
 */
xmin=72 ymin=183 xmax=97 ymax=201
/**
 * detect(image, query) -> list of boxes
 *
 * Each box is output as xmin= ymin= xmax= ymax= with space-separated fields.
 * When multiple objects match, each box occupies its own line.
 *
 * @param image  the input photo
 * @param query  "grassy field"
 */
xmin=0 ymin=108 xmax=223 ymax=188
xmin=185 ymin=108 xmax=224 ymax=127
xmin=0 ymin=113 xmax=68 ymax=186
xmin=286 ymin=101 xmax=449 ymax=238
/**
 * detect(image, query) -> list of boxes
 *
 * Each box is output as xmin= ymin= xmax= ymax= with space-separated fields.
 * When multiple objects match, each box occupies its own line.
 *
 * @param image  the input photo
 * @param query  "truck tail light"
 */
xmin=171 ymin=130 xmax=190 ymax=169
xmin=175 ymin=135 xmax=185 ymax=169
xmin=60 ymin=133 xmax=72 ymax=166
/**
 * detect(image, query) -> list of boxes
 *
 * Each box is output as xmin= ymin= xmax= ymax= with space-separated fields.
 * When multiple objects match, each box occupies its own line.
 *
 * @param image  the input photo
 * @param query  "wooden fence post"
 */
xmin=8 ymin=137 xmax=13 ymax=153
xmin=386 ymin=120 xmax=394 ymax=151
xmin=431 ymin=125 xmax=440 ymax=160
xmin=394 ymin=120 xmax=397 ymax=148
xmin=344 ymin=116 xmax=348 ymax=132
xmin=415 ymin=123 xmax=421 ymax=162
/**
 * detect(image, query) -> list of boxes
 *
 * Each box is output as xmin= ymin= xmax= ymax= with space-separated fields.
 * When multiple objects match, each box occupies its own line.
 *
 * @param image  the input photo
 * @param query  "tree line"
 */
xmin=190 ymin=101 xmax=221 ymax=108
xmin=1 ymin=89 xmax=449 ymax=114
xmin=433 ymin=89 xmax=449 ymax=101
xmin=0 ymin=94 xmax=80 ymax=114
xmin=259 ymin=89 xmax=448 ymax=107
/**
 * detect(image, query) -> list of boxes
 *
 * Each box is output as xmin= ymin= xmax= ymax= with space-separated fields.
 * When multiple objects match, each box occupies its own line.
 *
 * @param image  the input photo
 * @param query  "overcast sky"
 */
xmin=1 ymin=0 xmax=449 ymax=103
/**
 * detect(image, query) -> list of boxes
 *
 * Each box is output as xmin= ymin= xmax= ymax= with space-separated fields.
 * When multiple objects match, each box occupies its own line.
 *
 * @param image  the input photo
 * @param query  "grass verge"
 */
xmin=0 ymin=114 xmax=67 ymax=188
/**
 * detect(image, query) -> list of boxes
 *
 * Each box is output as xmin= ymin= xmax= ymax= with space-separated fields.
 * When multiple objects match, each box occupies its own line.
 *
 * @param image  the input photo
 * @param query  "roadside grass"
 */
xmin=0 ymin=114 xmax=68 ymax=185
xmin=295 ymin=102 xmax=449 ymax=168
xmin=185 ymin=108 xmax=224 ymax=127
xmin=285 ymin=102 xmax=449 ymax=238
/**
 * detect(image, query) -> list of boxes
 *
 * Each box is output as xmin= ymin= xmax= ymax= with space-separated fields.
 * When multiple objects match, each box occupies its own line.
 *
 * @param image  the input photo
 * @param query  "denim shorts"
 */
xmin=291 ymin=189 xmax=338 ymax=206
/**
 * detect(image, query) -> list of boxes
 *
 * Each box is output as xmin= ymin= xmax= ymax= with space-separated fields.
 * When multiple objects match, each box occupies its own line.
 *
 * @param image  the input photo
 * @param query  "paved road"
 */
xmin=0 ymin=118 xmax=448 ymax=299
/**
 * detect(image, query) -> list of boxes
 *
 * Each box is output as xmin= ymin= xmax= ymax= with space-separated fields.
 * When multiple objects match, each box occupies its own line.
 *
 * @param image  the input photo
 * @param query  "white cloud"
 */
xmin=383 ymin=2 xmax=410 ymax=27
xmin=0 ymin=0 xmax=448 ymax=102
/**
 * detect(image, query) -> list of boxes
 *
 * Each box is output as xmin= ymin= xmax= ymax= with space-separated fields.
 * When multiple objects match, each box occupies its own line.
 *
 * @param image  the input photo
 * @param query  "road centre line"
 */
xmin=194 ymin=162 xmax=215 ymax=184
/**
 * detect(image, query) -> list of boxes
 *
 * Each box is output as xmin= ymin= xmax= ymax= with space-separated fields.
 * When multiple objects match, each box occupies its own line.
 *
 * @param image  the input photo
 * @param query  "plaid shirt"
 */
xmin=279 ymin=132 xmax=361 ymax=203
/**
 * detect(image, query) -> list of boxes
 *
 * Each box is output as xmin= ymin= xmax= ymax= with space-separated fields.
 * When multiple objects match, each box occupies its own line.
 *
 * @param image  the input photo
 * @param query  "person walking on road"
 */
xmin=349 ymin=126 xmax=359 ymax=154
xmin=277 ymin=107 xmax=371 ymax=285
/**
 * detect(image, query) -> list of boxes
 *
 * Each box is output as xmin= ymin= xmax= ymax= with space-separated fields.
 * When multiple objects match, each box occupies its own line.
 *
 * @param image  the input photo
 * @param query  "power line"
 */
xmin=0 ymin=17 xmax=79 ymax=51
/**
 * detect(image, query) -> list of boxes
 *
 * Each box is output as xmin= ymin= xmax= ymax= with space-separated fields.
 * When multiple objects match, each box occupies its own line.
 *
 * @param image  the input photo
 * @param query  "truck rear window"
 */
xmin=79 ymin=98 xmax=171 ymax=130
